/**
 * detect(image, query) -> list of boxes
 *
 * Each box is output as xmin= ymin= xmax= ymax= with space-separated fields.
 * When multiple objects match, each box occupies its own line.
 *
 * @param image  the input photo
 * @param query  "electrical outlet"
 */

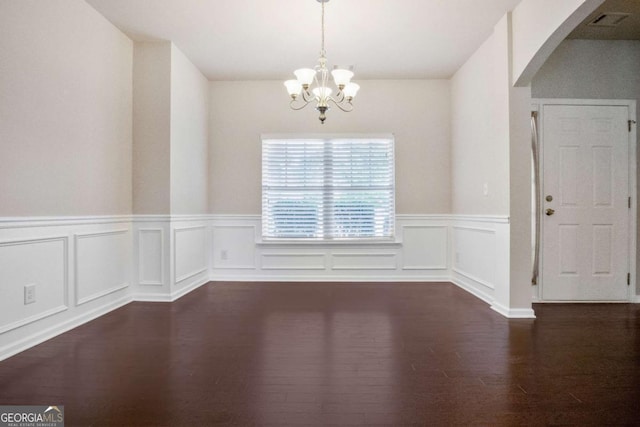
xmin=221 ymin=250 xmax=228 ymax=260
xmin=483 ymin=183 xmax=489 ymax=196
xmin=455 ymin=252 xmax=460 ymax=264
xmin=24 ymin=284 xmax=36 ymax=305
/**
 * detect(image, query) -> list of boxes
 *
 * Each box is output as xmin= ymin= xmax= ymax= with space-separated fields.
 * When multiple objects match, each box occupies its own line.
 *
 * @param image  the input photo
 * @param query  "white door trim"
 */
xmin=532 ymin=98 xmax=637 ymax=302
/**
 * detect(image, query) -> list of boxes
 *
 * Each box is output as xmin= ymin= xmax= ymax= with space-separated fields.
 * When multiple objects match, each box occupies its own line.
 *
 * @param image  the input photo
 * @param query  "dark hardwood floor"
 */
xmin=1 ymin=282 xmax=639 ymax=426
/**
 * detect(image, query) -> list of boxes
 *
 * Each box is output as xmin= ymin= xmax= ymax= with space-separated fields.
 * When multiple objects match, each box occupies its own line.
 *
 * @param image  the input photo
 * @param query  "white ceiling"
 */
xmin=86 ymin=0 xmax=523 ymax=80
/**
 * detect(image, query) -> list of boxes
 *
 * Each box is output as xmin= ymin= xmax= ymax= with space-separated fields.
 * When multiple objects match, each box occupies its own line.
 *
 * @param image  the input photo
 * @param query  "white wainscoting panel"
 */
xmin=401 ymin=225 xmax=448 ymax=270
xmin=212 ymin=224 xmax=256 ymax=269
xmin=262 ymin=253 xmax=327 ymax=270
xmin=452 ymin=226 xmax=497 ymax=290
xmin=0 ymin=217 xmax=134 ymax=362
xmin=132 ymin=218 xmax=171 ymax=300
xmin=210 ymin=215 xmax=452 ymax=281
xmin=138 ymin=228 xmax=164 ymax=286
xmin=133 ymin=216 xmax=210 ymax=302
xmin=0 ymin=212 xmax=537 ymax=361
xmin=75 ymin=229 xmax=130 ymax=305
xmin=0 ymin=236 xmax=68 ymax=334
xmin=449 ymin=216 xmax=511 ymax=308
xmin=174 ymin=225 xmax=207 ymax=284
xmin=331 ymin=253 xmax=397 ymax=270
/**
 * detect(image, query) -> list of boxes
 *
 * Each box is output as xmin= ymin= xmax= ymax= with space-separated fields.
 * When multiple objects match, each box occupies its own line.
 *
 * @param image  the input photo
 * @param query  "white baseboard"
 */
xmin=490 ymin=302 xmax=536 ymax=319
xmin=134 ymin=279 xmax=210 ymax=302
xmin=170 ymin=277 xmax=210 ymax=301
xmin=209 ymin=274 xmax=450 ymax=282
xmin=450 ymin=277 xmax=493 ymax=305
xmin=0 ymin=295 xmax=132 ymax=362
xmin=133 ymin=292 xmax=174 ymax=303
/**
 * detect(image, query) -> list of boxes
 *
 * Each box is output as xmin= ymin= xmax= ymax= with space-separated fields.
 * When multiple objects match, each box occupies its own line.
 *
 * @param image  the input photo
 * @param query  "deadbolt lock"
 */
xmin=545 ymin=208 xmax=555 ymax=216
xmin=545 ymin=195 xmax=553 ymax=202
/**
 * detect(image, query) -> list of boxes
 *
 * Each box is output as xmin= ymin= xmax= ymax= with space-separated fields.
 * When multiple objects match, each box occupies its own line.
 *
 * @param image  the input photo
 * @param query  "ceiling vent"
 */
xmin=588 ymin=12 xmax=631 ymax=27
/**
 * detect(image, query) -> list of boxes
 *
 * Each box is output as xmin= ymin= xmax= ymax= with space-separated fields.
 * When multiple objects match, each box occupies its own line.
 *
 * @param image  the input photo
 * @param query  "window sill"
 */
xmin=256 ymin=239 xmax=402 ymax=247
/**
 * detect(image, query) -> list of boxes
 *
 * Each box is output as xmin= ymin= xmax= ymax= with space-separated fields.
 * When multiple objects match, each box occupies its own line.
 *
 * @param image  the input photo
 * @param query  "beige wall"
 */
xmin=209 ymin=80 xmax=451 ymax=214
xmin=133 ymin=42 xmax=171 ymax=214
xmin=451 ymin=23 xmax=510 ymax=216
xmin=170 ymin=45 xmax=209 ymax=215
xmin=0 ymin=0 xmax=132 ymax=216
xmin=133 ymin=42 xmax=210 ymax=215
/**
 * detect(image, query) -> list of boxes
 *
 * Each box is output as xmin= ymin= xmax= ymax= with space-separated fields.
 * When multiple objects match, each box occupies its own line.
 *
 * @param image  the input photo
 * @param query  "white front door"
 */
xmin=541 ymin=103 xmax=630 ymax=301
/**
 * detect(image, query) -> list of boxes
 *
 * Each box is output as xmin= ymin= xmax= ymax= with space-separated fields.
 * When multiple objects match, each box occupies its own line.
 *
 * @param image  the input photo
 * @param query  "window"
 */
xmin=262 ymin=135 xmax=395 ymax=240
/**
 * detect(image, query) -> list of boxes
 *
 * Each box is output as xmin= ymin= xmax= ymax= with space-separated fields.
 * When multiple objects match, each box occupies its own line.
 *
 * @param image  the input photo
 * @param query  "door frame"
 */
xmin=532 ymin=98 xmax=637 ymax=302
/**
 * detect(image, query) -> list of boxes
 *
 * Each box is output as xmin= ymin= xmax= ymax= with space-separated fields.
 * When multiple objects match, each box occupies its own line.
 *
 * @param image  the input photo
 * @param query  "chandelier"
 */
xmin=284 ymin=0 xmax=360 ymax=124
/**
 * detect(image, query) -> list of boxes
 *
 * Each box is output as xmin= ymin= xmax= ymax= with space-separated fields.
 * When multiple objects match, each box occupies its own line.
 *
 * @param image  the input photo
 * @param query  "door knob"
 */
xmin=545 ymin=208 xmax=555 ymax=216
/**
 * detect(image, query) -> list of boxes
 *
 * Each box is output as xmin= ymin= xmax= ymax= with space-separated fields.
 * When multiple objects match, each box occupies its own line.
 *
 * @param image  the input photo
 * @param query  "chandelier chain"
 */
xmin=321 ymin=0 xmax=325 ymax=56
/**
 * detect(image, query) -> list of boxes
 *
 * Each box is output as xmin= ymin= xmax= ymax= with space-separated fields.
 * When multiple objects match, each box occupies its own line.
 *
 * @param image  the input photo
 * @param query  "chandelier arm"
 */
xmin=301 ymin=89 xmax=316 ymax=103
xmin=328 ymin=97 xmax=354 ymax=112
xmin=290 ymin=98 xmax=314 ymax=111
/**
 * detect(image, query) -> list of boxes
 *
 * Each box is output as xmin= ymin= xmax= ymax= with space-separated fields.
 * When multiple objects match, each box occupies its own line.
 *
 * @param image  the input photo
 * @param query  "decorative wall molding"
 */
xmin=0 ymin=212 xmax=546 ymax=362
xmin=450 ymin=222 xmax=503 ymax=306
xmin=0 ymin=214 xmax=214 ymax=229
xmin=396 ymin=214 xmax=453 ymax=222
xmin=74 ymin=229 xmax=130 ymax=306
xmin=0 ymin=235 xmax=69 ymax=336
xmin=452 ymin=225 xmax=496 ymax=233
xmin=400 ymin=224 xmax=448 ymax=270
xmin=211 ymin=215 xmax=452 ymax=280
xmin=173 ymin=225 xmax=207 ymax=284
xmin=0 ymin=215 xmax=216 ymax=362
xmin=212 ymin=224 xmax=256 ymax=269
xmin=208 ymin=214 xmax=261 ymax=222
xmin=330 ymin=253 xmax=398 ymax=270
xmin=0 ymin=215 xmax=133 ymax=229
xmin=261 ymin=253 xmax=327 ymax=270
xmin=138 ymin=228 xmax=165 ymax=286
xmin=0 ymin=217 xmax=137 ymax=362
xmin=448 ymin=215 xmax=510 ymax=224
xmin=132 ymin=214 xmax=212 ymax=223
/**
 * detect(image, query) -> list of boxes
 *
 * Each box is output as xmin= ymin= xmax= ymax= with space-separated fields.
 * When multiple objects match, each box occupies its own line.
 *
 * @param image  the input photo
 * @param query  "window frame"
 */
xmin=261 ymin=133 xmax=396 ymax=242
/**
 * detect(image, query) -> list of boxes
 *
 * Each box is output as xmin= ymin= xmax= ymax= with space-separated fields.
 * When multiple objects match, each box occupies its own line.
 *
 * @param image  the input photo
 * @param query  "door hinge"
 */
xmin=630 ymin=197 xmax=632 ymax=209
xmin=628 ymin=273 xmax=631 ymax=286
xmin=629 ymin=120 xmax=637 ymax=132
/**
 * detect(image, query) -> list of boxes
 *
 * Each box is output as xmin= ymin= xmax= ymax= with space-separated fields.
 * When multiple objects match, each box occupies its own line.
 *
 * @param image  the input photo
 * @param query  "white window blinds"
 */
xmin=262 ymin=136 xmax=395 ymax=240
